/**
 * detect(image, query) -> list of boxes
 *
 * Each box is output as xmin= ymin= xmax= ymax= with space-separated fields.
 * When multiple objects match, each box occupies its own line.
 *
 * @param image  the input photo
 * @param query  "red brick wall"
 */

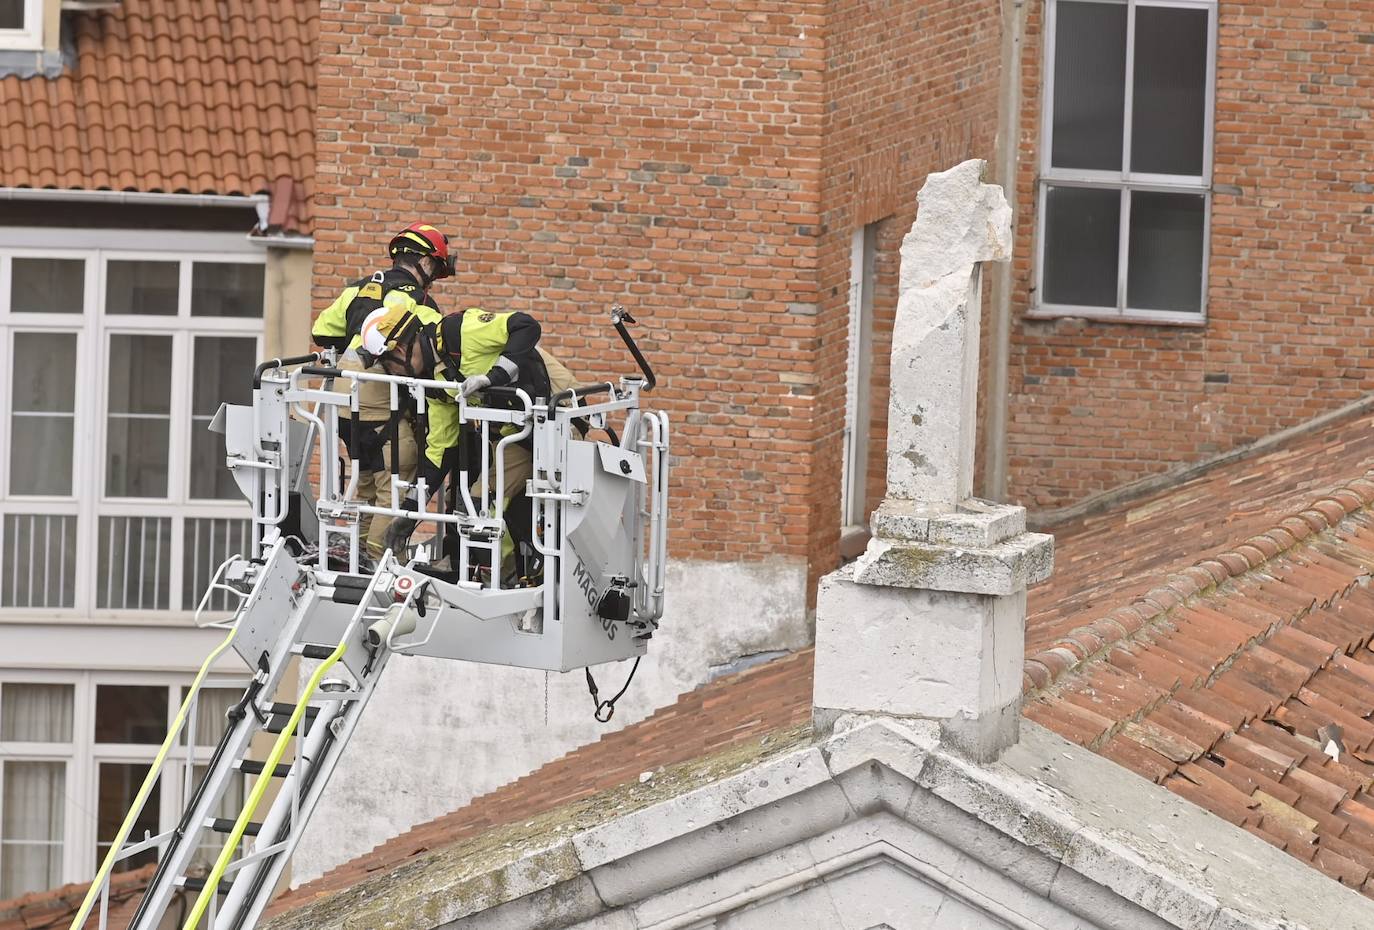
xmin=313 ymin=1 xmax=1004 ymax=587
xmin=1007 ymin=1 xmax=1374 ymax=511
xmin=815 ymin=0 xmax=1002 ymax=575
xmin=314 ymin=1 xmax=828 ymax=564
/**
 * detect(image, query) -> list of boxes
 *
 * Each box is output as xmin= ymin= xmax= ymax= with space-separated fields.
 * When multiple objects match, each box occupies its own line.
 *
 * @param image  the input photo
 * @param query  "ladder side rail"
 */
xmin=181 ymin=560 xmax=394 ymax=930
xmin=67 ymin=551 xmax=263 ymax=930
xmin=217 ymin=647 xmax=394 ymax=930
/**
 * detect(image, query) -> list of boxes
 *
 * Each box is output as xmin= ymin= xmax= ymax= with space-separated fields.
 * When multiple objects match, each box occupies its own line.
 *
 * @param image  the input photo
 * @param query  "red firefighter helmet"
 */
xmin=387 ymin=223 xmax=455 ymax=279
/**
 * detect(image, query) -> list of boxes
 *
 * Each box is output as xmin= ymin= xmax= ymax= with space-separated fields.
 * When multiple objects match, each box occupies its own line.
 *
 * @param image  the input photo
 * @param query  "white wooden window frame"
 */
xmin=0 ymin=231 xmax=263 ymax=622
xmin=0 ymin=669 xmax=246 ymax=892
xmin=0 ymin=0 xmax=43 ymax=50
xmin=1031 ymin=0 xmax=1218 ymax=325
xmin=840 ymin=228 xmax=866 ymax=529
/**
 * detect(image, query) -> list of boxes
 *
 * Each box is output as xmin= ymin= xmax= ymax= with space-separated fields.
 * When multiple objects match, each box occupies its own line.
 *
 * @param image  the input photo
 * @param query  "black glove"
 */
xmin=383 ymin=502 xmax=419 ymax=555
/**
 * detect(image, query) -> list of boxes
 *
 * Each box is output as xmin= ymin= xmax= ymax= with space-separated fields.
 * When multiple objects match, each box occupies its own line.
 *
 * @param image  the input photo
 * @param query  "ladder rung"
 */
xmin=209 ymin=818 xmax=262 ymax=836
xmin=264 ymin=703 xmax=319 ymax=734
xmin=237 ymin=759 xmax=292 ymax=778
xmin=181 ymin=876 xmax=234 ymax=895
xmin=297 ymin=643 xmax=335 ymax=660
xmin=268 ymin=702 xmax=320 ymax=718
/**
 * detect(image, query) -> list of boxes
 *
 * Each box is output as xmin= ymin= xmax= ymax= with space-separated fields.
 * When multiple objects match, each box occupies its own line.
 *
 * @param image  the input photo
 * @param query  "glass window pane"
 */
xmin=11 ymin=259 xmax=84 ymax=313
xmin=104 ymin=416 xmax=170 ymax=497
xmin=192 ymin=337 xmax=256 ymax=417
xmin=10 ymin=333 xmax=77 ymax=495
xmin=192 ymin=263 xmax=264 ymax=318
xmin=0 ymin=515 xmax=78 ymax=609
xmin=1132 ymin=7 xmax=1209 ymax=176
xmin=95 ymin=684 xmax=167 ymax=743
xmin=190 ymin=337 xmax=258 ymax=499
xmin=1127 ymin=191 xmax=1207 ymax=313
xmin=1042 ymin=186 xmax=1121 ymax=308
xmin=0 ymin=1 xmax=24 ymax=31
xmin=179 ymin=687 xmax=242 ymax=747
xmin=97 ymin=762 xmax=159 ymax=872
xmin=10 ymin=417 xmax=74 ymax=496
xmin=107 ymin=334 xmax=172 ymax=414
xmin=106 ymin=261 xmax=178 ymax=315
xmin=1051 ymin=2 xmax=1127 ymax=171
xmin=1 ymin=761 xmax=65 ymax=899
xmin=0 ymin=683 xmax=74 ymax=741
xmin=95 ymin=517 xmax=173 ymax=610
xmin=182 ymin=519 xmax=252 ymax=609
xmin=11 ymin=332 xmax=76 ymax=413
xmin=106 ymin=334 xmax=172 ymax=497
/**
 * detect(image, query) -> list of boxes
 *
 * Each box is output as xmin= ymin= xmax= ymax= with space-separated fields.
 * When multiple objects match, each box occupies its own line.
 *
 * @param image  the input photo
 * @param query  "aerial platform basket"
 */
xmin=70 ymin=307 xmax=671 ymax=930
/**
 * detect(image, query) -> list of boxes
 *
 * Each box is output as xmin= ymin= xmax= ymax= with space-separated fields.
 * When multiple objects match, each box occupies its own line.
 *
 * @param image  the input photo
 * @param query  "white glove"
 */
xmin=459 ymin=374 xmax=491 ymax=398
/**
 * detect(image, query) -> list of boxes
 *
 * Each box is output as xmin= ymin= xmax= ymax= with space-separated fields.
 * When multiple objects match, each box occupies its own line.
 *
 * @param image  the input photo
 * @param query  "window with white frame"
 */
xmin=0 ymin=674 xmax=246 ymax=899
xmin=0 ymin=247 xmax=262 ymax=617
xmin=1036 ymin=0 xmax=1216 ymax=320
xmin=0 ymin=0 xmax=43 ymax=50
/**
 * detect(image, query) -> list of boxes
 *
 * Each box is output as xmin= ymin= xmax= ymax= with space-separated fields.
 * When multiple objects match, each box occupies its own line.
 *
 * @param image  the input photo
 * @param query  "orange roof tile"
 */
xmin=0 ymin=863 xmax=152 ymax=930
xmin=14 ymin=407 xmax=1374 ymax=926
xmin=0 ymin=0 xmax=316 ymax=233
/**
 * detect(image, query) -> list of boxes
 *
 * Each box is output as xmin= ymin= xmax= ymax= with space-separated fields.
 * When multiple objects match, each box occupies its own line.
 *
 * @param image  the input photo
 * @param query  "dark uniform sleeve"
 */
xmin=488 ymin=312 xmax=542 ymax=386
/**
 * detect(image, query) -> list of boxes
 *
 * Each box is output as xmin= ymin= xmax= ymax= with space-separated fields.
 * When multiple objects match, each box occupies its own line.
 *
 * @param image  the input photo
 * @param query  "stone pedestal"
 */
xmin=814 ymin=502 xmax=1051 ymax=760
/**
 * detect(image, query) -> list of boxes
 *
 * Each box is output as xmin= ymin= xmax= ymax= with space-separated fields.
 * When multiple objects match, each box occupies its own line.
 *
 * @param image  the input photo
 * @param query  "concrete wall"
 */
xmin=263 ymin=247 xmax=314 ymax=359
xmin=292 ymin=556 xmax=811 ymax=883
xmin=1005 ymin=1 xmax=1374 ymax=510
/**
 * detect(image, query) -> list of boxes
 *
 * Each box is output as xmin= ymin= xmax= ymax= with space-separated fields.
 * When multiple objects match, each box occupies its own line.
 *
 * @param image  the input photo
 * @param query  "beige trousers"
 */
xmin=337 ymin=357 xmax=420 ymax=557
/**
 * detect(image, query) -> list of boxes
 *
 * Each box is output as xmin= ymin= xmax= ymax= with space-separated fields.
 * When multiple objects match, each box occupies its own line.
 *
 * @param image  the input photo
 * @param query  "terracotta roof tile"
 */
xmin=0 ymin=1 xmax=315 ymax=233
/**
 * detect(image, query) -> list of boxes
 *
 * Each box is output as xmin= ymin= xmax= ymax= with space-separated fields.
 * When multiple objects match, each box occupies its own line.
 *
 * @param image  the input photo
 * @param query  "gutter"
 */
xmin=0 ymin=187 xmax=271 ymax=229
xmin=1029 ymin=389 xmax=1374 ymax=530
xmin=983 ymin=0 xmax=1027 ymax=502
xmin=248 ymin=233 xmax=315 ymax=251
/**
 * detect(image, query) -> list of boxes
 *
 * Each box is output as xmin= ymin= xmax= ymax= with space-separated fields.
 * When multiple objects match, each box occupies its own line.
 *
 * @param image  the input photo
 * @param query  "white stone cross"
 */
xmin=885 ymin=159 xmax=1012 ymax=506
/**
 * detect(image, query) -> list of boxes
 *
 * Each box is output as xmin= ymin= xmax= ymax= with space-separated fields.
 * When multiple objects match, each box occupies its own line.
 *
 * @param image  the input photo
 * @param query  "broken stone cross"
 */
xmin=813 ymin=159 xmax=1053 ymax=762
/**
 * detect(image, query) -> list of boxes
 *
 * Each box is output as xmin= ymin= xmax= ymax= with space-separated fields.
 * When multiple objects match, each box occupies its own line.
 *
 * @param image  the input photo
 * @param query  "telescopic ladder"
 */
xmin=69 ymin=540 xmax=418 ymax=930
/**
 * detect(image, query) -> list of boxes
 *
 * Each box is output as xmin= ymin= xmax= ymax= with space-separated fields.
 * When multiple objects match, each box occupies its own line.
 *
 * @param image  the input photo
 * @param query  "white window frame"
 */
xmin=1031 ymin=0 xmax=1218 ymax=325
xmin=0 ymin=231 xmax=263 ymax=622
xmin=0 ymin=670 xmax=247 ymax=895
xmin=840 ymin=224 xmax=877 ymax=530
xmin=0 ymin=0 xmax=42 ymax=50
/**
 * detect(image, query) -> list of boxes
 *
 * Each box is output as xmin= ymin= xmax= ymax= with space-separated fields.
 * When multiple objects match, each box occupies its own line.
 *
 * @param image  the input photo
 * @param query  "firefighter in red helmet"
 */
xmin=311 ymin=222 xmax=454 ymax=561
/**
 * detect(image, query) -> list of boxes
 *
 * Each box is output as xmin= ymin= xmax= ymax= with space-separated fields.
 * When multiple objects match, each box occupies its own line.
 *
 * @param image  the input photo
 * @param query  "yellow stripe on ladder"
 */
xmin=180 ymin=637 xmax=348 ymax=930
xmin=69 ymin=623 xmax=241 ymax=930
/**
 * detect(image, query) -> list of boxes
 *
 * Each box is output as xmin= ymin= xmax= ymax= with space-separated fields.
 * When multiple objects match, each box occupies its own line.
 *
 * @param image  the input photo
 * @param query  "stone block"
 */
xmin=872 ymin=497 xmax=1028 ymax=547
xmin=813 ymin=569 xmax=1025 ymax=759
xmin=850 ymin=531 xmax=1053 ymax=596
